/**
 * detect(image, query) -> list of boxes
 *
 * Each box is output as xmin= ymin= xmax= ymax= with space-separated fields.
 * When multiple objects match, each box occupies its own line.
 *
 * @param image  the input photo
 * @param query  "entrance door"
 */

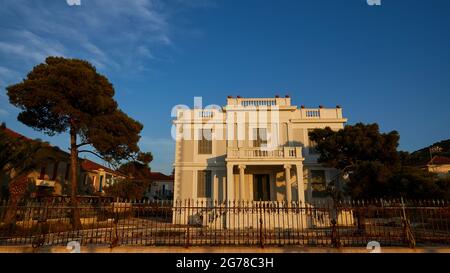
xmin=253 ymin=174 xmax=270 ymax=201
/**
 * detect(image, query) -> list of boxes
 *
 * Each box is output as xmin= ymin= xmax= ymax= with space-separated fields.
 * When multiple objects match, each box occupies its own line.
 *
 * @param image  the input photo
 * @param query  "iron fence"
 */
xmin=0 ymin=198 xmax=449 ymax=248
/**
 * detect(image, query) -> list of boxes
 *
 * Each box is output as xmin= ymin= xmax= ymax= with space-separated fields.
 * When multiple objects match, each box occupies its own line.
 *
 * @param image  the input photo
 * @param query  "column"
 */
xmin=296 ymin=164 xmax=305 ymax=205
xmin=284 ymin=164 xmax=292 ymax=203
xmin=226 ymin=163 xmax=234 ymax=202
xmin=238 ymin=165 xmax=246 ymax=201
xmin=213 ymin=171 xmax=219 ymax=202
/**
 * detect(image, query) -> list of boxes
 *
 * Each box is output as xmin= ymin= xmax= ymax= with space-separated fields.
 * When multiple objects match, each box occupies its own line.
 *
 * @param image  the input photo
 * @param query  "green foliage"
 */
xmin=118 ymin=152 xmax=153 ymax=179
xmin=103 ymin=179 xmax=150 ymax=200
xmin=6 ymin=56 xmax=143 ymax=162
xmin=309 ymin=123 xmax=450 ymax=199
xmin=309 ymin=123 xmax=400 ymax=170
xmin=103 ymin=152 xmax=153 ymax=199
xmin=403 ymin=139 xmax=450 ymax=166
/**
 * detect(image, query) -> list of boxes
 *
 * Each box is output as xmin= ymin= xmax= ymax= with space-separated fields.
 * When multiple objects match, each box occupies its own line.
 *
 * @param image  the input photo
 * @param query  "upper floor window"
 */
xmin=310 ymin=170 xmax=327 ymax=198
xmin=253 ymin=128 xmax=267 ymax=147
xmin=307 ymin=129 xmax=319 ymax=154
xmin=198 ymin=129 xmax=212 ymax=154
xmin=197 ymin=170 xmax=212 ymax=198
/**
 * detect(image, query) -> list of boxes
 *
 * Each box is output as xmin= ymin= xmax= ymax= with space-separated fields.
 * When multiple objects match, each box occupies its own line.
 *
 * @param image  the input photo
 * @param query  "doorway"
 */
xmin=253 ymin=174 xmax=270 ymax=201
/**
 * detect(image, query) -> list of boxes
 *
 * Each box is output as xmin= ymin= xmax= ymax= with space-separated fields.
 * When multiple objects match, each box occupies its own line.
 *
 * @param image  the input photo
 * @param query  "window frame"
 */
xmin=197 ymin=170 xmax=212 ymax=198
xmin=198 ymin=129 xmax=213 ymax=154
xmin=253 ymin=128 xmax=268 ymax=148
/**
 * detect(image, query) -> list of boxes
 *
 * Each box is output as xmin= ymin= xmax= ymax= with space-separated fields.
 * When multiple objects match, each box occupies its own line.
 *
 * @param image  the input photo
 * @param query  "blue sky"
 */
xmin=0 ymin=0 xmax=449 ymax=174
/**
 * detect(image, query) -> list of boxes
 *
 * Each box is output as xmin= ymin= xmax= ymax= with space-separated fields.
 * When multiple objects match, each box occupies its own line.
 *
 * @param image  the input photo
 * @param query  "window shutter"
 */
xmin=205 ymin=170 xmax=212 ymax=198
xmin=197 ymin=170 xmax=205 ymax=197
xmin=197 ymin=170 xmax=212 ymax=198
xmin=198 ymin=129 xmax=212 ymax=154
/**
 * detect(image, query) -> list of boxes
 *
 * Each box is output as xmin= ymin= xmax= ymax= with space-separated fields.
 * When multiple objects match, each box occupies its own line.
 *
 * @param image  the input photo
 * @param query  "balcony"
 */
xmin=227 ymin=146 xmax=303 ymax=160
xmin=226 ymin=97 xmax=293 ymax=108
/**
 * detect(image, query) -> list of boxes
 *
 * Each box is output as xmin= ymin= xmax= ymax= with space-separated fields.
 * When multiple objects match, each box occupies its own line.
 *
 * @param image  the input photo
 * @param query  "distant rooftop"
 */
xmin=80 ymin=159 xmax=125 ymax=177
xmin=149 ymin=172 xmax=174 ymax=182
xmin=428 ymin=155 xmax=450 ymax=165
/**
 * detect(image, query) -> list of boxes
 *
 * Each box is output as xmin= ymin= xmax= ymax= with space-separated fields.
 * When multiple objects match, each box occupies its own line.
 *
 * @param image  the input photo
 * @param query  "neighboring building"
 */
xmin=172 ymin=96 xmax=347 ymax=205
xmin=426 ymin=156 xmax=450 ymax=177
xmin=0 ymin=126 xmax=125 ymax=198
xmin=80 ymin=159 xmax=126 ymax=193
xmin=145 ymin=172 xmax=174 ymax=200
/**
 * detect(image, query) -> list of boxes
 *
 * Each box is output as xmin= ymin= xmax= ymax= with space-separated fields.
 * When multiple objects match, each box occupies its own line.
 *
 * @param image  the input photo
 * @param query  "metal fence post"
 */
xmin=185 ymin=199 xmax=190 ymax=248
xmin=110 ymin=202 xmax=119 ymax=248
xmin=259 ymin=203 xmax=264 ymax=248
xmin=330 ymin=200 xmax=341 ymax=248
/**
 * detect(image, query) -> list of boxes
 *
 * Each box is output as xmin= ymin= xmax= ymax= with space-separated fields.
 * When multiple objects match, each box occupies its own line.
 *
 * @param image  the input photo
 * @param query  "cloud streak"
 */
xmin=0 ymin=0 xmax=207 ymax=74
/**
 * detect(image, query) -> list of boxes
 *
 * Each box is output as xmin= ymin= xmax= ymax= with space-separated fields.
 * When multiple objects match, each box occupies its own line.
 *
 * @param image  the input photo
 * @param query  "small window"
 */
xmin=198 ymin=129 xmax=212 ymax=154
xmin=253 ymin=128 xmax=267 ymax=147
xmin=310 ymin=170 xmax=327 ymax=198
xmin=197 ymin=170 xmax=212 ymax=198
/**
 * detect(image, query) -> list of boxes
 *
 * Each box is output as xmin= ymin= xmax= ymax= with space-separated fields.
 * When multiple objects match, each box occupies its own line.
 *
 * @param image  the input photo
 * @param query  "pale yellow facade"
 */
xmin=172 ymin=96 xmax=347 ymax=205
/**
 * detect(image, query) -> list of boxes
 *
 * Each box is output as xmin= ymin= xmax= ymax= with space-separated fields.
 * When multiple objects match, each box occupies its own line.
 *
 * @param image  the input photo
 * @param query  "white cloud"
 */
xmin=0 ymin=66 xmax=21 ymax=89
xmin=0 ymin=108 xmax=9 ymax=117
xmin=137 ymin=46 xmax=155 ymax=59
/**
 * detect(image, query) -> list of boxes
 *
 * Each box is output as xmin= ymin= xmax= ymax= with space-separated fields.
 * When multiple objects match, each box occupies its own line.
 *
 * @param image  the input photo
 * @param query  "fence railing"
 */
xmin=0 ymin=198 xmax=449 ymax=248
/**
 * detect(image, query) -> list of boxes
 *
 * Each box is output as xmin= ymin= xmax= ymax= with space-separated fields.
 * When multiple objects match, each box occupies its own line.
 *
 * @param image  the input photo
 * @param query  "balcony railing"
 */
xmin=239 ymin=99 xmax=276 ymax=107
xmin=227 ymin=146 xmax=302 ymax=159
xmin=299 ymin=108 xmax=343 ymax=119
xmin=226 ymin=97 xmax=292 ymax=108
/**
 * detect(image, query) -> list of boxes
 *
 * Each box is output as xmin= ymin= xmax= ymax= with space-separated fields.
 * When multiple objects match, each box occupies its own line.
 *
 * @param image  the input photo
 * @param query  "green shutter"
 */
xmin=197 ymin=170 xmax=205 ymax=197
xmin=197 ymin=170 xmax=212 ymax=198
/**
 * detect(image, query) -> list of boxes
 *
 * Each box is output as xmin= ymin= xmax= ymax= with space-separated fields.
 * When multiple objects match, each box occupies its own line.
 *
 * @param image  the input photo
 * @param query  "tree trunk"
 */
xmin=70 ymin=126 xmax=81 ymax=229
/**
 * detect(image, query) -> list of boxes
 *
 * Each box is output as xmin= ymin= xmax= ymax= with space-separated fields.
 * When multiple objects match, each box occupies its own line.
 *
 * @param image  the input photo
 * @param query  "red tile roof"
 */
xmin=2 ymin=127 xmax=33 ymax=142
xmin=428 ymin=156 xmax=450 ymax=165
xmin=80 ymin=159 xmax=125 ymax=177
xmin=148 ymin=172 xmax=174 ymax=182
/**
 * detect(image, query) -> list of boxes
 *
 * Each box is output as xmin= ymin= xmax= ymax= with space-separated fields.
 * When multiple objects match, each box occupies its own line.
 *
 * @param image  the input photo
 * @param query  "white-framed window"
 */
xmin=253 ymin=128 xmax=267 ymax=147
xmin=198 ymin=129 xmax=212 ymax=154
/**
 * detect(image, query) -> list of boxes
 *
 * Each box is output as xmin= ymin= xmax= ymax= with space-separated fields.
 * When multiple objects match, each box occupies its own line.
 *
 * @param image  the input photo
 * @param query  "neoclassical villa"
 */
xmin=172 ymin=96 xmax=347 ymax=205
